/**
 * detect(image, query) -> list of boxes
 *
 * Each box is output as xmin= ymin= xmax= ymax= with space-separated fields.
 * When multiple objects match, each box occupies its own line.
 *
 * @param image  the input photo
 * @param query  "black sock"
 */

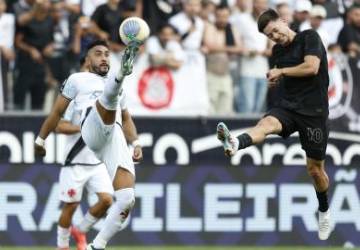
xmin=236 ymin=133 xmax=253 ymax=150
xmin=316 ymin=190 xmax=329 ymax=212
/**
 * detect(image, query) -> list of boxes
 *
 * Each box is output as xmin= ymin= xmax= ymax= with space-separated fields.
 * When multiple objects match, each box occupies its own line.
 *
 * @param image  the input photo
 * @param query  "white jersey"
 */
xmin=60 ymin=71 xmax=127 ymax=125
xmin=60 ymin=72 xmax=128 ymax=166
xmin=61 ymin=101 xmax=102 ymax=166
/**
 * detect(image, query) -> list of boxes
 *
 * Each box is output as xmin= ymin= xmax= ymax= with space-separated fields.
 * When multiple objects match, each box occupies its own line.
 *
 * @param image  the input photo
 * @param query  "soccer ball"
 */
xmin=119 ymin=17 xmax=150 ymax=45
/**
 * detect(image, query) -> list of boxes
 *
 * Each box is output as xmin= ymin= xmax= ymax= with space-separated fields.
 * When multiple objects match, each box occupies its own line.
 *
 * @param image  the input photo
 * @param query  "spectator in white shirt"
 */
xmin=290 ymin=0 xmax=312 ymax=32
xmin=276 ymin=1 xmax=293 ymax=24
xmin=231 ymin=0 xmax=271 ymax=113
xmin=169 ymin=0 xmax=205 ymax=51
xmin=0 ymin=0 xmax=15 ymax=111
xmin=146 ymin=23 xmax=185 ymax=70
xmin=300 ymin=5 xmax=330 ymax=49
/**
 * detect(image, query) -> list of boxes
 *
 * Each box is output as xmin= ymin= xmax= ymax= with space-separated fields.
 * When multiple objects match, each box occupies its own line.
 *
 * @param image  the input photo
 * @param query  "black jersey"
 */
xmin=270 ymin=29 xmax=329 ymax=117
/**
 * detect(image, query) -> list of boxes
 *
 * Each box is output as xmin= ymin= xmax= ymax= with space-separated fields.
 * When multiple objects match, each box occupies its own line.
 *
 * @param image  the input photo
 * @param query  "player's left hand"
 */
xmin=132 ymin=145 xmax=143 ymax=163
xmin=267 ymin=68 xmax=283 ymax=82
xmin=34 ymin=143 xmax=46 ymax=157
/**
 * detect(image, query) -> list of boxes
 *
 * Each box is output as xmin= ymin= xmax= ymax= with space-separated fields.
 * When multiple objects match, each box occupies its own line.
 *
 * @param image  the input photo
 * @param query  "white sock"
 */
xmin=77 ymin=211 xmax=99 ymax=233
xmin=98 ymin=76 xmax=124 ymax=110
xmin=93 ymin=188 xmax=135 ymax=249
xmin=57 ymin=225 xmax=70 ymax=248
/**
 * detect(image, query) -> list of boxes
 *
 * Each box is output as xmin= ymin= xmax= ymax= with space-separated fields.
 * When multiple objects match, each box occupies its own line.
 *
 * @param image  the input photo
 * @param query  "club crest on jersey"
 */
xmin=90 ymin=91 xmax=102 ymax=100
xmin=328 ymin=54 xmax=353 ymax=120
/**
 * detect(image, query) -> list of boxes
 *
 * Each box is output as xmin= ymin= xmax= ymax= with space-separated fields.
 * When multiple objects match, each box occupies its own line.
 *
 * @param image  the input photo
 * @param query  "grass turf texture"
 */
xmin=0 ymin=247 xmax=358 ymax=250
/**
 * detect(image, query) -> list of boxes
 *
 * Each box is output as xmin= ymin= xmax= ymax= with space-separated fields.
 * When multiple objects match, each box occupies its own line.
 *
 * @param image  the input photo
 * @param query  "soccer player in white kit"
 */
xmin=56 ymin=100 xmax=113 ymax=250
xmin=35 ymin=40 xmax=143 ymax=250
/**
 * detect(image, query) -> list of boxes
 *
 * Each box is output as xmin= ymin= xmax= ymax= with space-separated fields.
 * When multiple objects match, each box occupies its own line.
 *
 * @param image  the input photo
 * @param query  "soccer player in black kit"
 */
xmin=217 ymin=9 xmax=331 ymax=240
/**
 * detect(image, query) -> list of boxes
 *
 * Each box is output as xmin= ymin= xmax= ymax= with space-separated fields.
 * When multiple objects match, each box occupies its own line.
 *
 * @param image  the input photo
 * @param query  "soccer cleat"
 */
xmin=86 ymin=243 xmax=104 ymax=250
xmin=121 ymin=40 xmax=140 ymax=76
xmin=318 ymin=209 xmax=331 ymax=240
xmin=70 ymin=226 xmax=87 ymax=250
xmin=217 ymin=122 xmax=239 ymax=157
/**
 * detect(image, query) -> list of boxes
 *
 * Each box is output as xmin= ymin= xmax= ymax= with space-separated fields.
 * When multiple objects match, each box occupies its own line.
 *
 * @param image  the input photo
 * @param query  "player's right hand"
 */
xmin=34 ymin=143 xmax=46 ymax=156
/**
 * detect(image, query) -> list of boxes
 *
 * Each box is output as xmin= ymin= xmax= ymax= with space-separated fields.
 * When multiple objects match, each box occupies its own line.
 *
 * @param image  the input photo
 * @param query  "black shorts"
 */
xmin=265 ymin=108 xmax=329 ymax=161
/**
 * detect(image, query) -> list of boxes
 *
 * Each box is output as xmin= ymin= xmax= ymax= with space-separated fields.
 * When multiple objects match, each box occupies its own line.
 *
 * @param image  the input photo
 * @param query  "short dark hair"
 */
xmin=258 ymin=9 xmax=280 ymax=33
xmin=85 ymin=40 xmax=109 ymax=55
xmin=216 ymin=2 xmax=230 ymax=11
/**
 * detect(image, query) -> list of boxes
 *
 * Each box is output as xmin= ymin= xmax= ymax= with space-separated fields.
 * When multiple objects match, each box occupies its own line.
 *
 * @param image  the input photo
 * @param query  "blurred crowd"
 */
xmin=0 ymin=0 xmax=360 ymax=114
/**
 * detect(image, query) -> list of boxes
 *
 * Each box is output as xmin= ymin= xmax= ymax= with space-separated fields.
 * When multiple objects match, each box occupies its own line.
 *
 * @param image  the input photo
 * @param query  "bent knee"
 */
xmin=307 ymin=159 xmax=325 ymax=179
xmin=256 ymin=116 xmax=282 ymax=133
xmin=115 ymin=188 xmax=135 ymax=207
xmin=308 ymin=168 xmax=323 ymax=180
xmin=115 ymin=188 xmax=135 ymax=204
xmin=115 ymin=188 xmax=135 ymax=221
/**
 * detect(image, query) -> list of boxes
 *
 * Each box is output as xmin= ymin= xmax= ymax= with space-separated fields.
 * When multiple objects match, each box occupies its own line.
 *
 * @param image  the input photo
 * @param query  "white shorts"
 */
xmin=59 ymin=163 xmax=113 ymax=203
xmin=81 ymin=107 xmax=135 ymax=180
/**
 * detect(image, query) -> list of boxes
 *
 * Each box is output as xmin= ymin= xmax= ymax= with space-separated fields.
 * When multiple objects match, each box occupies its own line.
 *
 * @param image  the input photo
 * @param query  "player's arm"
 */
xmin=268 ymin=31 xmax=322 ymax=81
xmin=268 ymin=56 xmax=320 ymax=82
xmin=55 ymin=120 xmax=80 ymax=135
xmin=280 ymin=55 xmax=320 ymax=77
xmin=35 ymin=95 xmax=70 ymax=156
xmin=121 ymin=109 xmax=143 ymax=162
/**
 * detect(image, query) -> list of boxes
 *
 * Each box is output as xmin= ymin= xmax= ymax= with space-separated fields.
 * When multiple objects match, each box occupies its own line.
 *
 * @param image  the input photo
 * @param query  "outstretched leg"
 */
xmin=217 ymin=115 xmax=283 ymax=156
xmin=96 ymin=43 xmax=139 ymax=125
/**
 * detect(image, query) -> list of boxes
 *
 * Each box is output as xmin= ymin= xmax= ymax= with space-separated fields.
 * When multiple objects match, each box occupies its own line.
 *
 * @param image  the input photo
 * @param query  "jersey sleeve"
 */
xmin=62 ymin=101 xmax=74 ymax=121
xmin=304 ymin=30 xmax=324 ymax=59
xmin=59 ymin=75 xmax=78 ymax=100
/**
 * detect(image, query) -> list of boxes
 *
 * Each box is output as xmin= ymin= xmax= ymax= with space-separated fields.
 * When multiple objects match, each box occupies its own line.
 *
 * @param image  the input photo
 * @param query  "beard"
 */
xmin=90 ymin=63 xmax=109 ymax=76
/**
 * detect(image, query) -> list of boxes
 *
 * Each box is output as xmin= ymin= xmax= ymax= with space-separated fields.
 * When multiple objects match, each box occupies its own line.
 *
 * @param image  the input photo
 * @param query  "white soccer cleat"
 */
xmin=318 ymin=209 xmax=331 ymax=240
xmin=217 ymin=122 xmax=239 ymax=157
xmin=86 ymin=243 xmax=104 ymax=250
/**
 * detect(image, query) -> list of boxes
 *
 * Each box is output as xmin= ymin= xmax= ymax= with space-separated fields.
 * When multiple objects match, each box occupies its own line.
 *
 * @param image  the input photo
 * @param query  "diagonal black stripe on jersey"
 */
xmin=64 ymin=137 xmax=86 ymax=166
xmin=65 ymin=106 xmax=92 ymax=166
xmin=81 ymin=106 xmax=92 ymax=128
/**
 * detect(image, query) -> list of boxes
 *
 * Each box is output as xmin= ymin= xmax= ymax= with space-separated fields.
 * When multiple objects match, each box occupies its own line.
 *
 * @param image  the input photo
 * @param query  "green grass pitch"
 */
xmin=1 ymin=247 xmax=359 ymax=250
